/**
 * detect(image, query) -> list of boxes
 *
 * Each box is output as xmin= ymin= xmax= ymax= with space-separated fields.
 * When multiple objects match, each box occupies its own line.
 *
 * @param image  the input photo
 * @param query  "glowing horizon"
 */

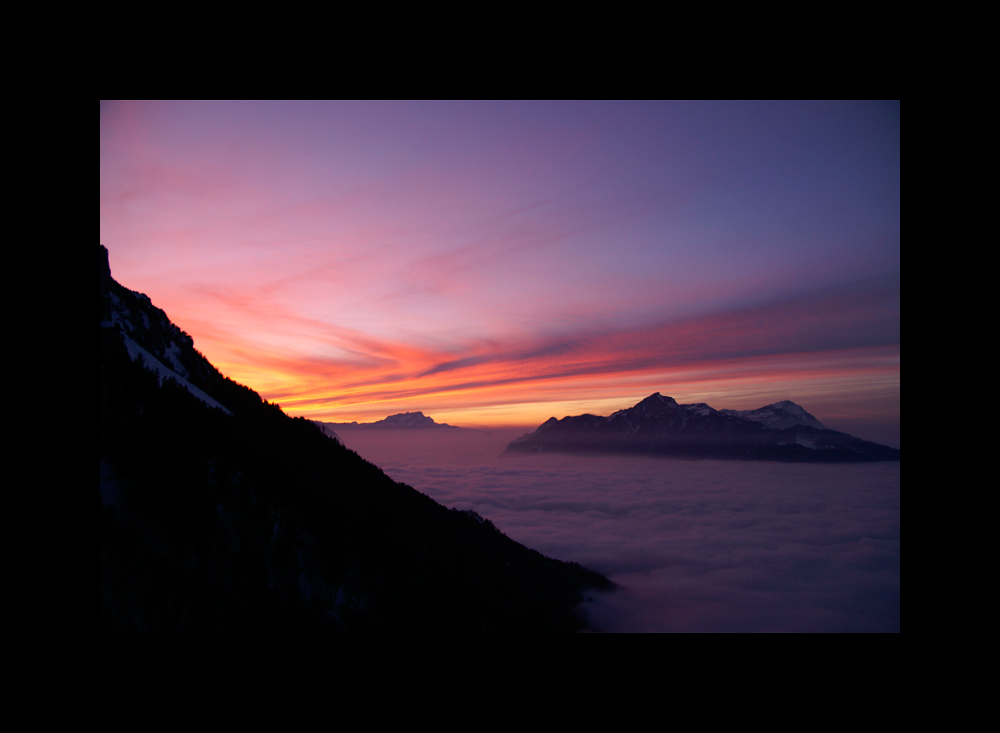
xmin=100 ymin=101 xmax=899 ymax=443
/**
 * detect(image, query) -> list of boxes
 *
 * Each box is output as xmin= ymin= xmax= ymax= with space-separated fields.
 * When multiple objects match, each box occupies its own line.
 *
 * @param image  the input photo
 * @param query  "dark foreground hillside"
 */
xmin=100 ymin=246 xmax=612 ymax=631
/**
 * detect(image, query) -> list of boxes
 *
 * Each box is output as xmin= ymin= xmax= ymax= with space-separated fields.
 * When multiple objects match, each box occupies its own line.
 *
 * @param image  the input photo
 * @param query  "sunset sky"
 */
xmin=99 ymin=101 xmax=900 ymax=444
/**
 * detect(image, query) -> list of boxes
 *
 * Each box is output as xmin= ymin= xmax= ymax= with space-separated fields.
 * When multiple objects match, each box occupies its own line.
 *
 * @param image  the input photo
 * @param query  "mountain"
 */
xmin=100 ymin=245 xmax=612 ymax=631
xmin=323 ymin=412 xmax=460 ymax=430
xmin=504 ymin=393 xmax=899 ymax=462
xmin=718 ymin=400 xmax=826 ymax=430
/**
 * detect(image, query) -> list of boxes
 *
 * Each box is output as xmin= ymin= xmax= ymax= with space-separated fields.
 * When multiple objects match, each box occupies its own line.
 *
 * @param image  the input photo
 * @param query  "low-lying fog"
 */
xmin=335 ymin=427 xmax=900 ymax=632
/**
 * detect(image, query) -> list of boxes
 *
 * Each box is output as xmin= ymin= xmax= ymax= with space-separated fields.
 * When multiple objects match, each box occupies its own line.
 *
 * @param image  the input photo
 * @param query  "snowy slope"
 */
xmin=100 ymin=245 xmax=232 ymax=415
xmin=719 ymin=400 xmax=825 ymax=430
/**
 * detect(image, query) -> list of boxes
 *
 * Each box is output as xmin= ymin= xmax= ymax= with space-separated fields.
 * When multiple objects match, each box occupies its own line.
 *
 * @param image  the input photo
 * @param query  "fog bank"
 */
xmin=336 ymin=428 xmax=900 ymax=632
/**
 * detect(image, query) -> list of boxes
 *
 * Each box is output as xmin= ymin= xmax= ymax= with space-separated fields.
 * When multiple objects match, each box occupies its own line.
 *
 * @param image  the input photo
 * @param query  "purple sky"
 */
xmin=100 ymin=101 xmax=900 ymax=444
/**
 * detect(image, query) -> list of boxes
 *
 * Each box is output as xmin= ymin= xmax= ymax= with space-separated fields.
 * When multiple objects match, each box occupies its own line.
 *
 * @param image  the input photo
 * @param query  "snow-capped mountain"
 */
xmin=719 ymin=400 xmax=825 ymax=430
xmin=324 ymin=411 xmax=459 ymax=430
xmin=505 ymin=393 xmax=899 ymax=462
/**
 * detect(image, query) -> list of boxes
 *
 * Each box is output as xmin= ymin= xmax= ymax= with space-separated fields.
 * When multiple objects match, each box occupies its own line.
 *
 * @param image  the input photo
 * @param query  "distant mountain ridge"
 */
xmin=504 ymin=393 xmax=899 ymax=462
xmin=325 ymin=412 xmax=459 ymax=430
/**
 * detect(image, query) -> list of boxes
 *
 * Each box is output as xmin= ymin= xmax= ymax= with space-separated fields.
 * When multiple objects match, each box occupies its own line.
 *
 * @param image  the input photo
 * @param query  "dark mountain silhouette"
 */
xmin=504 ymin=393 xmax=899 ymax=462
xmin=323 ymin=412 xmax=460 ymax=430
xmin=100 ymin=245 xmax=612 ymax=631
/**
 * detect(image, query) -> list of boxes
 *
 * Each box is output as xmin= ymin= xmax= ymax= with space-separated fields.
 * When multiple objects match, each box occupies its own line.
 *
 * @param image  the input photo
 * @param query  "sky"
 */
xmin=100 ymin=101 xmax=900 ymax=445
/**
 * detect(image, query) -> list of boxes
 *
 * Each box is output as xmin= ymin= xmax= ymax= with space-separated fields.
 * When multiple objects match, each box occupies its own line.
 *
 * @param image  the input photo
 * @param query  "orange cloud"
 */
xmin=156 ymin=278 xmax=898 ymax=430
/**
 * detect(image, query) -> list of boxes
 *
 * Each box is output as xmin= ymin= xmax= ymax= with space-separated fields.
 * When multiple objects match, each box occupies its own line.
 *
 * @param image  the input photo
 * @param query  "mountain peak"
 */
xmin=100 ymin=244 xmax=111 ymax=283
xmin=324 ymin=411 xmax=458 ymax=429
xmin=642 ymin=392 xmax=674 ymax=402
xmin=631 ymin=393 xmax=680 ymax=417
xmin=101 ymin=245 xmax=231 ymax=415
xmin=505 ymin=391 xmax=896 ymax=462
xmin=719 ymin=401 xmax=825 ymax=431
xmin=373 ymin=412 xmax=458 ymax=428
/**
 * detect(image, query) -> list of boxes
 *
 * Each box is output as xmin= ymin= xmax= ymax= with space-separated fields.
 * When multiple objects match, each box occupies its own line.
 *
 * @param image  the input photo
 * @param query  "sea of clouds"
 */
xmin=336 ymin=428 xmax=900 ymax=632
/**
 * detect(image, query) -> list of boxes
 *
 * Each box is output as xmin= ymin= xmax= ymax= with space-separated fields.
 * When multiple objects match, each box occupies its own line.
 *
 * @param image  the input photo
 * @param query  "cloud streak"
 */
xmin=167 ymin=273 xmax=897 ymax=434
xmin=101 ymin=101 xmax=899 ymax=432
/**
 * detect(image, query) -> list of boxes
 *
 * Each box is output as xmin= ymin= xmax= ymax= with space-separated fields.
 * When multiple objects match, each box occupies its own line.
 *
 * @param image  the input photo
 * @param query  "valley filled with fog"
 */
xmin=336 ymin=428 xmax=900 ymax=632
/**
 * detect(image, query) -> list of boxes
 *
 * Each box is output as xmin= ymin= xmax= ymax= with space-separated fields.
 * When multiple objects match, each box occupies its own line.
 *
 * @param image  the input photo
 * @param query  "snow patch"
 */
xmin=682 ymin=403 xmax=716 ymax=416
xmin=122 ymin=335 xmax=232 ymax=415
xmin=163 ymin=341 xmax=189 ymax=378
